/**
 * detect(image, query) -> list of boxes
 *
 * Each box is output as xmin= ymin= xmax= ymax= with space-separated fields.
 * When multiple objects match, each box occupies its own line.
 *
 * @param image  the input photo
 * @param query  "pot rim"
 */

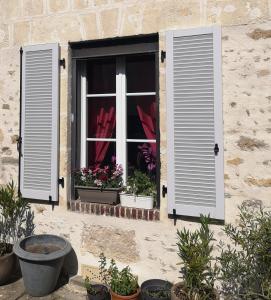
xmin=110 ymin=288 xmax=140 ymax=299
xmin=13 ymin=234 xmax=72 ymax=262
xmin=75 ymin=185 xmax=123 ymax=191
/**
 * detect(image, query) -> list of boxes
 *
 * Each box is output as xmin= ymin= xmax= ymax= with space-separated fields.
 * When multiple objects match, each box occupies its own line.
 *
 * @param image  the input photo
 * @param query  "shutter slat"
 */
xmin=21 ymin=43 xmax=59 ymax=202
xmin=167 ymin=26 xmax=224 ymax=219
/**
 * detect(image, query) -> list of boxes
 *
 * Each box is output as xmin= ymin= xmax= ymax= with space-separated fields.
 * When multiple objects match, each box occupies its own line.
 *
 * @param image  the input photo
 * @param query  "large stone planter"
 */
xmin=75 ymin=186 xmax=121 ymax=205
xmin=13 ymin=234 xmax=71 ymax=297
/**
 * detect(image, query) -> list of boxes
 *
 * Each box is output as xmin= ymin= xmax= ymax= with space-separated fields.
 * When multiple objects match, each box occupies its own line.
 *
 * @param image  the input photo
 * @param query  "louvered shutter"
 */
xmin=166 ymin=26 xmax=224 ymax=219
xmin=20 ymin=43 xmax=59 ymax=202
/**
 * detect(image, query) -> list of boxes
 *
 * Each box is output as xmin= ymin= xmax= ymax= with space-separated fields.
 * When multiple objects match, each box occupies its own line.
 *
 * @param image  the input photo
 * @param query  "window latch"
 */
xmin=162 ymin=185 xmax=167 ymax=197
xmin=161 ymin=51 xmax=166 ymax=63
xmin=214 ymin=143 xmax=219 ymax=156
xmin=60 ymin=58 xmax=66 ymax=69
xmin=58 ymin=177 xmax=64 ymax=188
xmin=16 ymin=136 xmax=22 ymax=154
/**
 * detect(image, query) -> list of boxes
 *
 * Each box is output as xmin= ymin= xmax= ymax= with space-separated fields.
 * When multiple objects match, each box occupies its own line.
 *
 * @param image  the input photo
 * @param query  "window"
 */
xmin=79 ymin=54 xmax=157 ymax=184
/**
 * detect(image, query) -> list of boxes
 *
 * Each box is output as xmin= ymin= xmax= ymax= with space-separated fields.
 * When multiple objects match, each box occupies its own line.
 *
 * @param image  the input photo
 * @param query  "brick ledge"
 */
xmin=70 ymin=200 xmax=160 ymax=221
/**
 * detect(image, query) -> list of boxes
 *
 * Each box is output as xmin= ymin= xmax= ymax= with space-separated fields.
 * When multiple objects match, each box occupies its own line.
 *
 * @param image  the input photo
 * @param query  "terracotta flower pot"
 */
xmin=110 ymin=288 xmax=140 ymax=300
xmin=0 ymin=249 xmax=16 ymax=285
xmin=171 ymin=282 xmax=220 ymax=300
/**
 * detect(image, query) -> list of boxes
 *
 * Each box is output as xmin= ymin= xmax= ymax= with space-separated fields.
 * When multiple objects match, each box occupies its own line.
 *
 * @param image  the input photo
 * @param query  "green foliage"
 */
xmin=176 ymin=215 xmax=218 ymax=300
xmin=84 ymin=253 xmax=138 ymax=297
xmin=0 ymin=181 xmax=34 ymax=256
xmin=108 ymin=260 xmax=138 ymax=296
xmin=218 ymin=204 xmax=271 ymax=299
xmin=126 ymin=170 xmax=156 ymax=197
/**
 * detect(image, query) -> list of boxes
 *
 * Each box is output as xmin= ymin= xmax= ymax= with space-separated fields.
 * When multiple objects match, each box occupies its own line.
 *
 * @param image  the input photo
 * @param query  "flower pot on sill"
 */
xmin=75 ymin=186 xmax=121 ymax=205
xmin=171 ymin=282 xmax=220 ymax=300
xmin=110 ymin=288 xmax=140 ymax=300
xmin=120 ymin=194 xmax=154 ymax=209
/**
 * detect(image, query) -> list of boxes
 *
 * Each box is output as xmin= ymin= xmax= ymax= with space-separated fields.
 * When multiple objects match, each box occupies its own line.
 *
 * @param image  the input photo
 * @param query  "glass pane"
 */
xmin=126 ymin=54 xmax=155 ymax=93
xmin=127 ymin=95 xmax=156 ymax=140
xmin=87 ymin=58 xmax=116 ymax=94
xmin=127 ymin=142 xmax=157 ymax=180
xmin=87 ymin=141 xmax=116 ymax=168
xmin=87 ymin=97 xmax=116 ymax=138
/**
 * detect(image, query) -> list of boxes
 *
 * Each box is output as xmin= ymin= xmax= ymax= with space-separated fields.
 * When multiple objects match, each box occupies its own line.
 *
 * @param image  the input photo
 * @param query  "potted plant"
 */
xmin=108 ymin=260 xmax=139 ymax=300
xmin=171 ymin=215 xmax=219 ymax=300
xmin=84 ymin=253 xmax=110 ymax=300
xmin=141 ymin=279 xmax=172 ymax=300
xmin=0 ymin=181 xmax=34 ymax=285
xmin=74 ymin=163 xmax=123 ymax=204
xmin=120 ymin=170 xmax=156 ymax=209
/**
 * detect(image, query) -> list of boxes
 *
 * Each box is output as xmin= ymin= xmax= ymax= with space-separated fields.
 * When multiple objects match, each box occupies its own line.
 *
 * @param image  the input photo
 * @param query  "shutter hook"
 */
xmin=214 ymin=143 xmax=219 ymax=156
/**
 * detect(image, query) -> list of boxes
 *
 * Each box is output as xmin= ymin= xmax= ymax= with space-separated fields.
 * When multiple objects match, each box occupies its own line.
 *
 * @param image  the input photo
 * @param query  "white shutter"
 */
xmin=166 ymin=26 xmax=224 ymax=219
xmin=20 ymin=43 xmax=59 ymax=202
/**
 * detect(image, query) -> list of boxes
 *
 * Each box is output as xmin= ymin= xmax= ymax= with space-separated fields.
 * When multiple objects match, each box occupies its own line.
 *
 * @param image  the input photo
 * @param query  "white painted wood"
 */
xmin=126 ymin=92 xmax=156 ymax=96
xmin=87 ymin=138 xmax=116 ymax=142
xmin=126 ymin=139 xmax=156 ymax=143
xmin=87 ymin=93 xmax=116 ymax=97
xmin=166 ymin=26 xmax=224 ymax=219
xmin=21 ymin=43 xmax=59 ymax=202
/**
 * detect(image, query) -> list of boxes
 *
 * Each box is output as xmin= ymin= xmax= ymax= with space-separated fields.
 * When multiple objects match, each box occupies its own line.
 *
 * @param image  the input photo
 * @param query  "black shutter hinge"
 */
xmin=214 ymin=143 xmax=219 ymax=156
xmin=173 ymin=209 xmax=177 ymax=226
xmin=161 ymin=51 xmax=166 ymax=63
xmin=162 ymin=185 xmax=167 ymax=198
xmin=58 ymin=177 xmax=64 ymax=188
xmin=20 ymin=47 xmax=23 ymax=55
xmin=49 ymin=195 xmax=55 ymax=211
xmin=16 ymin=136 xmax=22 ymax=154
xmin=60 ymin=58 xmax=66 ymax=69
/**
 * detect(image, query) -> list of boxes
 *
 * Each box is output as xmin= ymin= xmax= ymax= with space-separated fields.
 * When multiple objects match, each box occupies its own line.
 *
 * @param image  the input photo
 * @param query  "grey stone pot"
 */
xmin=13 ymin=234 xmax=71 ymax=297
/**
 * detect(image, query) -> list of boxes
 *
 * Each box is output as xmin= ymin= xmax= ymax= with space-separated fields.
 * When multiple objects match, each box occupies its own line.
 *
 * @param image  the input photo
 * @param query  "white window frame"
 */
xmin=80 ymin=56 xmax=157 ymax=183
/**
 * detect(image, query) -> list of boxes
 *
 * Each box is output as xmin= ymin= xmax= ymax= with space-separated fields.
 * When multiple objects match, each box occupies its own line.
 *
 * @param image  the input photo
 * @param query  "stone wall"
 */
xmin=0 ymin=0 xmax=271 ymax=221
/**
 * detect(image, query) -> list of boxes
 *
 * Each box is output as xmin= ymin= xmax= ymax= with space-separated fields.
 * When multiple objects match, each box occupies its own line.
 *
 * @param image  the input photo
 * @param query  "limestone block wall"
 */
xmin=0 ymin=0 xmax=270 ymax=223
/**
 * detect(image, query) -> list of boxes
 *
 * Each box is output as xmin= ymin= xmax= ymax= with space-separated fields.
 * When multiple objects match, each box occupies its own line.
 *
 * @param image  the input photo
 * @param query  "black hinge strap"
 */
xmin=161 ymin=51 xmax=166 ymax=63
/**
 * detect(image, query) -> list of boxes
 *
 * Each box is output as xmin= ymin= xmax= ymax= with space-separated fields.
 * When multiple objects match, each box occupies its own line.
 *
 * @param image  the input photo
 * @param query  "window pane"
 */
xmin=87 ymin=141 xmax=116 ymax=168
xmin=127 ymin=142 xmax=156 ymax=180
xmin=126 ymin=54 xmax=155 ymax=93
xmin=127 ymin=95 xmax=156 ymax=140
xmin=87 ymin=97 xmax=116 ymax=138
xmin=87 ymin=58 xmax=116 ymax=94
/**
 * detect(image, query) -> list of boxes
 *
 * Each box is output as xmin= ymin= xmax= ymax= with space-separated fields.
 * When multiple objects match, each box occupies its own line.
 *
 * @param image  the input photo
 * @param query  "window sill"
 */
xmin=69 ymin=200 xmax=160 ymax=221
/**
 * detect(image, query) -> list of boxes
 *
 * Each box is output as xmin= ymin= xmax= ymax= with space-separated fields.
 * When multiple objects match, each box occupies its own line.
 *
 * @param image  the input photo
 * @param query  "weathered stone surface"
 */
xmin=13 ymin=21 xmax=30 ymax=46
xmin=245 ymin=177 xmax=271 ymax=187
xmin=0 ymin=24 xmax=9 ymax=49
xmin=80 ymin=13 xmax=99 ymax=39
xmin=2 ymin=157 xmax=18 ymax=165
xmin=72 ymin=0 xmax=90 ymax=10
xmin=0 ymin=0 xmax=21 ymax=19
xmin=100 ymin=8 xmax=119 ymax=37
xmin=2 ymin=104 xmax=10 ymax=110
xmin=49 ymin=0 xmax=69 ymax=13
xmin=22 ymin=0 xmax=43 ymax=16
xmin=10 ymin=134 xmax=18 ymax=144
xmin=237 ymin=136 xmax=269 ymax=151
xmin=227 ymin=157 xmax=244 ymax=166
xmin=81 ymin=225 xmax=139 ymax=263
xmin=0 ymin=129 xmax=4 ymax=144
xmin=247 ymin=28 xmax=271 ymax=39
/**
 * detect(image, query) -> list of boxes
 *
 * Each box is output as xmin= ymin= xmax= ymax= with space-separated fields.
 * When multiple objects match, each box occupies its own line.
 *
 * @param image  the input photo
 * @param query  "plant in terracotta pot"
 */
xmin=74 ymin=163 xmax=123 ymax=204
xmin=84 ymin=253 xmax=110 ymax=300
xmin=120 ymin=170 xmax=156 ymax=209
xmin=108 ymin=259 xmax=139 ymax=300
xmin=171 ymin=215 xmax=219 ymax=300
xmin=0 ymin=181 xmax=34 ymax=285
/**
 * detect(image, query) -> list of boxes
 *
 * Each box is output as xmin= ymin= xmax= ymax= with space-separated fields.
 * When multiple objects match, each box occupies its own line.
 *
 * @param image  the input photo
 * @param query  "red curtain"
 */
xmin=88 ymin=99 xmax=116 ymax=166
xmin=136 ymin=99 xmax=156 ymax=156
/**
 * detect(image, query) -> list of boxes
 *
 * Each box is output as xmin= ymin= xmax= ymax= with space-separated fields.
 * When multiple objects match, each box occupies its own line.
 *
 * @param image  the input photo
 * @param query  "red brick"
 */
xmin=91 ymin=204 xmax=95 ymax=214
xmin=110 ymin=206 xmax=115 ymax=216
xmin=138 ymin=209 xmax=142 ymax=219
xmin=155 ymin=210 xmax=160 ymax=221
xmin=106 ymin=206 xmax=110 ymax=216
xmin=132 ymin=208 xmax=137 ymax=219
xmin=101 ymin=205 xmax=105 ymax=215
xmin=96 ymin=204 xmax=101 ymax=215
xmin=71 ymin=201 xmax=75 ymax=211
xmin=149 ymin=209 xmax=154 ymax=221
xmin=75 ymin=202 xmax=80 ymax=211
xmin=126 ymin=208 xmax=131 ymax=219
xmin=80 ymin=202 xmax=85 ymax=212
xmin=116 ymin=206 xmax=120 ymax=217
xmin=121 ymin=207 xmax=125 ymax=218
xmin=144 ymin=209 xmax=148 ymax=220
xmin=86 ymin=203 xmax=90 ymax=213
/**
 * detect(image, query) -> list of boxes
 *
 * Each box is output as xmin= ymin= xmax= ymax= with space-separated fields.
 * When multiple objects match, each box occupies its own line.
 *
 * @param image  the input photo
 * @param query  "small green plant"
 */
xmin=218 ymin=204 xmax=271 ymax=299
xmin=126 ymin=170 xmax=156 ymax=197
xmin=175 ymin=215 xmax=218 ymax=300
xmin=0 ymin=181 xmax=34 ymax=256
xmin=108 ymin=260 xmax=138 ymax=296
